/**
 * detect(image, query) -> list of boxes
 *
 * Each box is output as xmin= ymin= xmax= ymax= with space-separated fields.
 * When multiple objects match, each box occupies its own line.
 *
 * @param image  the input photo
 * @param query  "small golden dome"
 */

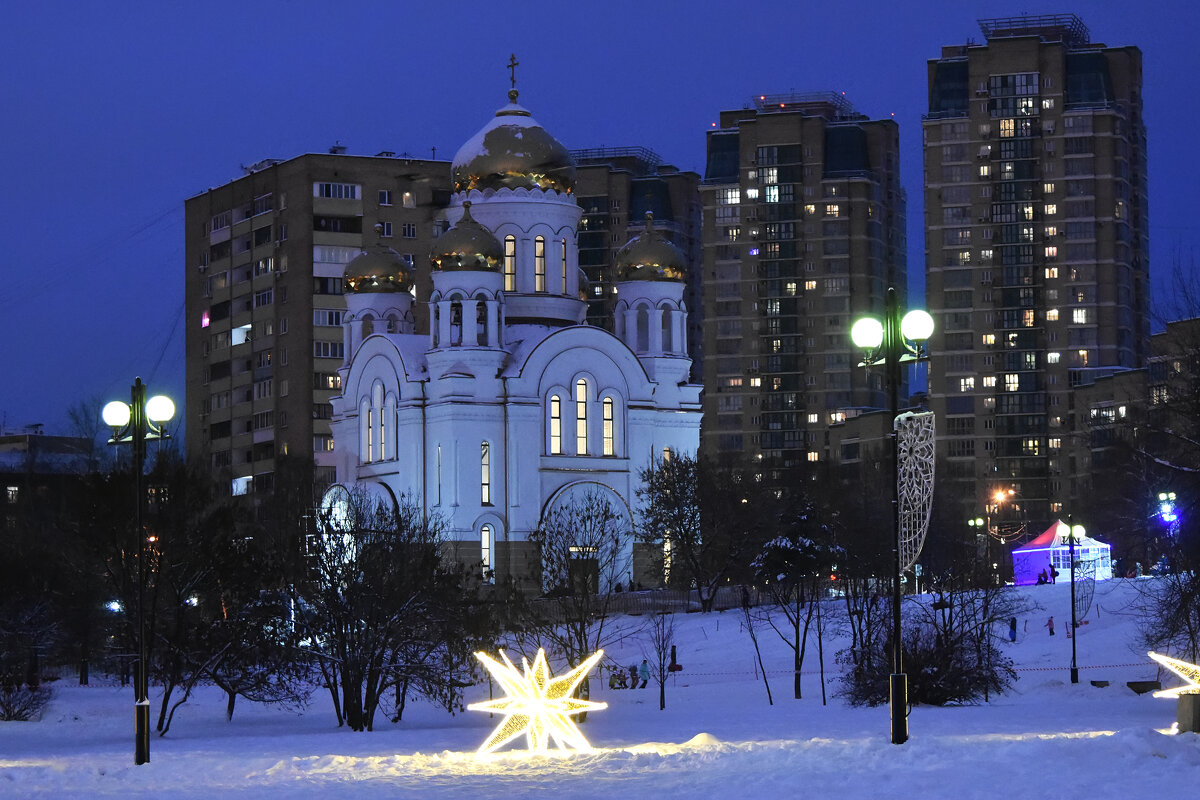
xmin=344 ymin=232 xmax=415 ymax=293
xmin=430 ymin=202 xmax=503 ymax=272
xmin=615 ymin=213 xmax=687 ymax=282
xmin=577 ymin=267 xmax=592 ymax=302
xmin=451 ymin=90 xmax=575 ymax=195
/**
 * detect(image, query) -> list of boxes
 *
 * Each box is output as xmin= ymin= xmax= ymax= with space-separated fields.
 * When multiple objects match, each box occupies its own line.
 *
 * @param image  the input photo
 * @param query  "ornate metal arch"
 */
xmin=896 ymin=411 xmax=935 ymax=572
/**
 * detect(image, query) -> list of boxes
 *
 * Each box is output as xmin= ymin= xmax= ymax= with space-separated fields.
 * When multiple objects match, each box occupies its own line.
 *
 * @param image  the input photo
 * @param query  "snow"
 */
xmin=3 ymin=578 xmax=1198 ymax=798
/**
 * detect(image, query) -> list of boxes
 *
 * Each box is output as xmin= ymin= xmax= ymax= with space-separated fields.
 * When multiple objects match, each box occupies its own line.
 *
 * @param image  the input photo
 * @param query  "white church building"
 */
xmin=325 ymin=87 xmax=701 ymax=587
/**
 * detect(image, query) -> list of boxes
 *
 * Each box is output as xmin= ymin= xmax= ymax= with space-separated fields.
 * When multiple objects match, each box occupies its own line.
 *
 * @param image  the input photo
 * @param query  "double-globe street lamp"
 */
xmin=102 ymin=377 xmax=174 ymax=765
xmin=850 ymin=287 xmax=934 ymax=745
xmin=1064 ymin=519 xmax=1086 ymax=685
xmin=968 ymin=488 xmax=1016 ymax=584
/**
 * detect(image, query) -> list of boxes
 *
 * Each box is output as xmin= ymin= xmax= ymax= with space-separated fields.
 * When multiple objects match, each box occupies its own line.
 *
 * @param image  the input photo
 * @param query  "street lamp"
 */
xmin=968 ymin=488 xmax=1016 ymax=584
xmin=1064 ymin=519 xmax=1085 ymax=685
xmin=851 ymin=286 xmax=933 ymax=745
xmin=103 ymin=377 xmax=174 ymax=766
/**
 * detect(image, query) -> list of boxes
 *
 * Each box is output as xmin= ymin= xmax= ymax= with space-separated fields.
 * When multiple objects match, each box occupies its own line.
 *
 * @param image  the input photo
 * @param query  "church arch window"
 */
xmin=371 ymin=382 xmax=385 ymax=462
xmin=560 ymin=239 xmax=568 ymax=294
xmin=449 ymin=297 xmax=462 ymax=346
xmin=575 ymin=378 xmax=588 ymax=455
xmin=480 ymin=523 xmax=495 ymax=583
xmin=475 ymin=293 xmax=489 ymax=346
xmin=602 ymin=396 xmax=616 ymax=456
xmin=503 ymin=235 xmax=516 ymax=292
xmin=432 ymin=305 xmax=440 ymax=347
xmin=661 ymin=304 xmax=673 ymax=353
xmin=360 ymin=398 xmax=373 ymax=463
xmin=549 ymin=394 xmax=562 ymax=454
xmin=636 ymin=304 xmax=650 ymax=352
xmin=361 ymin=314 xmax=374 ymax=337
xmin=481 ymin=441 xmax=491 ymax=505
xmin=534 ymin=236 xmax=546 ymax=292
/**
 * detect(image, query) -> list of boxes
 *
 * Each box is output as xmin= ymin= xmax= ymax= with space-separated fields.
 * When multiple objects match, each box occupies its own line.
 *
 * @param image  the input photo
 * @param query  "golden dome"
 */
xmin=451 ymin=90 xmax=575 ymax=195
xmin=344 ymin=233 xmax=415 ymax=293
xmin=615 ymin=213 xmax=687 ymax=282
xmin=430 ymin=202 xmax=503 ymax=272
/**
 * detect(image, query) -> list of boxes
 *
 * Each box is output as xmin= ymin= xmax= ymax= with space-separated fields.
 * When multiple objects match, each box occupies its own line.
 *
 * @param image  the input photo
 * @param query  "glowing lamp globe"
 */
xmin=1071 ymin=524 xmax=1086 ymax=539
xmin=102 ymin=401 xmax=131 ymax=428
xmin=901 ymin=309 xmax=935 ymax=342
xmin=146 ymin=395 xmax=175 ymax=424
xmin=850 ymin=317 xmax=883 ymax=350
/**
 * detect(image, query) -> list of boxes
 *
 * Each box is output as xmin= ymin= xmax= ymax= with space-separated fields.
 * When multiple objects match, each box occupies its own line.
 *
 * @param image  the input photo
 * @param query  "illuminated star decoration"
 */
xmin=1148 ymin=651 xmax=1200 ymax=698
xmin=467 ymin=648 xmax=607 ymax=755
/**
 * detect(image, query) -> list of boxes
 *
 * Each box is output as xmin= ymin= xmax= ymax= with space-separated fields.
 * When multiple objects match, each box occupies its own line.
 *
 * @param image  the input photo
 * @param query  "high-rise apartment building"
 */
xmin=924 ymin=14 xmax=1148 ymax=526
xmin=571 ymin=147 xmax=703 ymax=376
xmin=700 ymin=93 xmax=906 ymax=476
xmin=184 ymin=153 xmax=451 ymax=495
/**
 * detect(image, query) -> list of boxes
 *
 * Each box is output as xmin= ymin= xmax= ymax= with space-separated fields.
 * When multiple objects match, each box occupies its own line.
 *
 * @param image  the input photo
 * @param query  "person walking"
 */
xmin=628 ymin=664 xmax=638 ymax=690
xmin=1044 ymin=615 xmax=1055 ymax=636
xmin=638 ymin=659 xmax=650 ymax=689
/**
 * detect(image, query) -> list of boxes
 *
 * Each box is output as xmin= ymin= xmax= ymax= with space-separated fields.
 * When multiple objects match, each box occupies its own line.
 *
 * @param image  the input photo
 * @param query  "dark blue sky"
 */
xmin=1 ymin=1 xmax=1196 ymax=433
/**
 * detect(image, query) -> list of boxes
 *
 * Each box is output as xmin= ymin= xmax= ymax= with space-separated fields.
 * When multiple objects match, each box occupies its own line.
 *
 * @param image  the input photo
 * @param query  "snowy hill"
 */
xmin=2 ymin=578 xmax=1198 ymax=798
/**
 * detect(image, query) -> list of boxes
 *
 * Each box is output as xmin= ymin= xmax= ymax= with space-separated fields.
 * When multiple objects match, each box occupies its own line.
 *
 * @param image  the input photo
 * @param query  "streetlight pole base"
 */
xmin=1070 ymin=667 xmax=1079 ymax=684
xmin=890 ymin=672 xmax=908 ymax=744
xmin=135 ymin=702 xmax=150 ymax=764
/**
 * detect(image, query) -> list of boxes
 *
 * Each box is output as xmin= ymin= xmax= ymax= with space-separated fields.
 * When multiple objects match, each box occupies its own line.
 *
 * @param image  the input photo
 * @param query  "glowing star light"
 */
xmin=467 ymin=648 xmax=607 ymax=755
xmin=1148 ymin=651 xmax=1200 ymax=698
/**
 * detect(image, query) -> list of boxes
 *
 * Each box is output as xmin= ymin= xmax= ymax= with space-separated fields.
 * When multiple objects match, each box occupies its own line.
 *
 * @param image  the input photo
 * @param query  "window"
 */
xmin=313 ymin=309 xmax=343 ymax=326
xmin=1005 ymin=374 xmax=1019 ymax=392
xmin=380 ymin=222 xmax=393 ymax=237
xmin=1047 ymin=351 xmax=1061 ymax=364
xmin=575 ymin=379 xmax=587 ymax=454
xmin=1046 ymin=309 xmax=1059 ymax=322
xmin=534 ymin=236 xmax=546 ymax=291
xmin=717 ymin=188 xmax=740 ymax=205
xmin=1073 ymin=308 xmax=1088 ymax=324
xmin=561 ymin=239 xmax=568 ymax=294
xmin=402 ymin=223 xmax=417 ymax=238
xmin=549 ymin=395 xmax=562 ymax=454
xmin=481 ymin=524 xmax=494 ymax=583
xmin=314 ymin=182 xmax=359 ymax=199
xmin=503 ymin=235 xmax=516 ymax=292
xmin=254 ymin=289 xmax=273 ymax=307
xmin=313 ymin=341 xmax=344 ymax=359
xmin=366 ymin=409 xmax=374 ymax=462
xmin=379 ymin=190 xmax=393 ymax=206
xmin=481 ymin=442 xmax=491 ymax=505
xmin=602 ymin=398 xmax=614 ymax=456
xmin=402 ymin=191 xmax=415 ymax=208
xmin=825 ymin=204 xmax=840 ymax=217
xmin=959 ymin=377 xmax=975 ymax=392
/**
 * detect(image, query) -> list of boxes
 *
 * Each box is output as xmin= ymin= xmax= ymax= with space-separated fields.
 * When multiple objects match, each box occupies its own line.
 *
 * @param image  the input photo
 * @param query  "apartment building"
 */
xmin=184 ymin=153 xmax=451 ymax=495
xmin=700 ymin=93 xmax=906 ymax=477
xmin=924 ymin=14 xmax=1148 ymax=527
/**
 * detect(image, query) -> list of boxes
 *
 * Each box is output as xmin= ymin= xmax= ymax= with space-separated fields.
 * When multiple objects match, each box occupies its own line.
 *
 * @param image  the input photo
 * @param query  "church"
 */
xmin=323 ymin=85 xmax=702 ymax=587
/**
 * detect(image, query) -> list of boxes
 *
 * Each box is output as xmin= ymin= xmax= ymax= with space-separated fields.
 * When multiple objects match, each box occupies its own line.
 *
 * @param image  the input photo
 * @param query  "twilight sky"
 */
xmin=1 ymin=0 xmax=1196 ymax=434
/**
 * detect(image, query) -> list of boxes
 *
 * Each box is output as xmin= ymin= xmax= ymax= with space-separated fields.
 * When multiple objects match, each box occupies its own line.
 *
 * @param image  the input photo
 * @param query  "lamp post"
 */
xmin=850 ymin=287 xmax=933 ymax=745
xmin=102 ymin=378 xmax=174 ymax=766
xmin=968 ymin=489 xmax=1015 ymax=585
xmin=1064 ymin=518 xmax=1084 ymax=685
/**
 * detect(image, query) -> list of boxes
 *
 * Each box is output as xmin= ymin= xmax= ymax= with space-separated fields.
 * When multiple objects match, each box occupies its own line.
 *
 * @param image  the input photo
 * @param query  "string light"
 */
xmin=1148 ymin=652 xmax=1200 ymax=698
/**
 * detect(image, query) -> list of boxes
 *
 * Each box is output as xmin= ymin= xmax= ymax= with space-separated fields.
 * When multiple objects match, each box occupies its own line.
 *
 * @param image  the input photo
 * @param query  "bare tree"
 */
xmin=643 ymin=611 xmax=675 ymax=710
xmin=522 ymin=486 xmax=636 ymax=713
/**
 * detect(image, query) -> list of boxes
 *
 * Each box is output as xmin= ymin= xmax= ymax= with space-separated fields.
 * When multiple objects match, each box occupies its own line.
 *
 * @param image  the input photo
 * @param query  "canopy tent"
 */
xmin=1011 ymin=520 xmax=1113 ymax=586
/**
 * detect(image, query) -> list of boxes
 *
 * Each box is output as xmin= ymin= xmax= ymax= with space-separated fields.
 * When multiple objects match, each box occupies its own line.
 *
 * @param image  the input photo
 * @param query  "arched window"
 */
xmin=560 ymin=239 xmax=568 ymax=294
xmin=475 ymin=294 xmax=488 ymax=346
xmin=362 ymin=314 xmax=374 ymax=337
xmin=481 ymin=524 xmax=494 ymax=583
xmin=575 ymin=379 xmax=588 ymax=455
xmin=366 ymin=408 xmax=374 ymax=463
xmin=481 ymin=441 xmax=491 ymax=505
xmin=549 ymin=395 xmax=562 ymax=454
xmin=372 ymin=383 xmax=385 ymax=462
xmin=602 ymin=397 xmax=615 ymax=456
xmin=661 ymin=307 xmax=673 ymax=353
xmin=636 ymin=305 xmax=650 ymax=352
xmin=432 ymin=305 xmax=440 ymax=347
xmin=449 ymin=299 xmax=462 ymax=346
xmin=503 ymin=235 xmax=516 ymax=292
xmin=534 ymin=236 xmax=546 ymax=292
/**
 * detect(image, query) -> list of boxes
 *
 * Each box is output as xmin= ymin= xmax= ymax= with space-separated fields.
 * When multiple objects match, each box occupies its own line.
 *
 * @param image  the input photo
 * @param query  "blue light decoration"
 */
xmin=1158 ymin=492 xmax=1179 ymax=526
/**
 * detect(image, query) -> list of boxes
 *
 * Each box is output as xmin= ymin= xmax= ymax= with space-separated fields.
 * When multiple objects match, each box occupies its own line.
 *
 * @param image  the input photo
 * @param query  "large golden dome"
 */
xmin=451 ymin=90 xmax=575 ymax=195
xmin=344 ymin=234 xmax=415 ymax=293
xmin=615 ymin=213 xmax=687 ymax=282
xmin=430 ymin=202 xmax=503 ymax=272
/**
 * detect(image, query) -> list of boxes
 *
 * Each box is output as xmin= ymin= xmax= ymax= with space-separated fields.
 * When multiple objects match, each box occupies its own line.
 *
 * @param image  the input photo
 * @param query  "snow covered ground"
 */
xmin=3 ymin=578 xmax=1198 ymax=798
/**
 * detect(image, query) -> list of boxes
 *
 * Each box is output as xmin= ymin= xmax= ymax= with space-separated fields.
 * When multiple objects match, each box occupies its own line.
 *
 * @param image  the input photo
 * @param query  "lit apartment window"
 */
xmin=807 ymin=452 xmax=819 ymax=462
xmin=959 ymin=377 xmax=975 ymax=392
xmin=983 ymin=376 xmax=996 ymax=388
xmin=575 ymin=379 xmax=588 ymax=454
xmin=549 ymin=395 xmax=561 ymax=454
xmin=750 ymin=377 xmax=761 ymax=387
xmin=1048 ymin=351 xmax=1061 ymax=364
xmin=1005 ymin=374 xmax=1019 ymax=392
xmin=1045 ymin=204 xmax=1057 ymax=216
xmin=481 ymin=442 xmax=491 ymax=505
xmin=825 ymin=204 xmax=840 ymax=217
xmin=805 ymin=280 xmax=817 ymax=291
xmin=999 ymin=119 xmax=1015 ymax=138
xmin=535 ymin=237 xmax=546 ymax=291
xmin=1049 ymin=438 xmax=1062 ymax=450
xmin=1045 ymin=246 xmax=1058 ymax=259
xmin=1073 ymin=308 xmax=1088 ymax=324
xmin=1078 ymin=349 xmax=1090 ymax=366
xmin=503 ymin=236 xmax=516 ymax=292
xmin=982 ymin=333 xmax=995 ymax=346
xmin=979 ymin=164 xmax=991 ymax=178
